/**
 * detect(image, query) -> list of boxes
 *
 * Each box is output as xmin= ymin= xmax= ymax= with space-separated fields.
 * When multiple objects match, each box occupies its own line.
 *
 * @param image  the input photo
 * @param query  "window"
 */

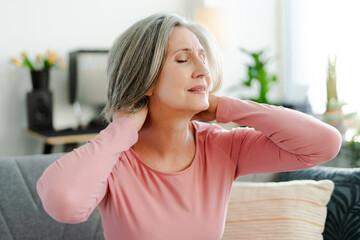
xmin=285 ymin=0 xmax=360 ymax=114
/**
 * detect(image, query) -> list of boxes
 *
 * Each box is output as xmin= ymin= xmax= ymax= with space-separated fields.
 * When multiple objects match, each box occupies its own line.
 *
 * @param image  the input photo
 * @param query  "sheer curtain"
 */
xmin=284 ymin=0 xmax=360 ymax=114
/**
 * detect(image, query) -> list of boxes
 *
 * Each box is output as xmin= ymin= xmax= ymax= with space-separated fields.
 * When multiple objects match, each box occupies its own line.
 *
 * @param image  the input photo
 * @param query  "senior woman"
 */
xmin=37 ymin=13 xmax=342 ymax=240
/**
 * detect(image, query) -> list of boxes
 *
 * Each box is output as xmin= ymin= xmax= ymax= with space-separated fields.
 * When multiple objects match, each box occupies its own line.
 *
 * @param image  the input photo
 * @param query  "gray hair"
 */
xmin=102 ymin=13 xmax=223 ymax=122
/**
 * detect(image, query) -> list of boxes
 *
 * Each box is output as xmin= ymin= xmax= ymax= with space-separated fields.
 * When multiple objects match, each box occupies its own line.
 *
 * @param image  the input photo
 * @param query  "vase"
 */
xmin=27 ymin=70 xmax=53 ymax=131
xmin=30 ymin=70 xmax=49 ymax=91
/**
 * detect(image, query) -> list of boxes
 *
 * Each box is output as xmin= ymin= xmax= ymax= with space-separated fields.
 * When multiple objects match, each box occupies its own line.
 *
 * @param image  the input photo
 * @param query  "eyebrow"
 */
xmin=172 ymin=47 xmax=205 ymax=55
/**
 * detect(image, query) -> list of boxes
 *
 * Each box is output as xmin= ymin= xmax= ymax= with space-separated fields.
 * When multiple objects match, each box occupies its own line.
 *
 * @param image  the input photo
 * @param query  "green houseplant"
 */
xmin=240 ymin=48 xmax=277 ymax=104
xmin=347 ymin=118 xmax=360 ymax=168
xmin=348 ymin=132 xmax=360 ymax=168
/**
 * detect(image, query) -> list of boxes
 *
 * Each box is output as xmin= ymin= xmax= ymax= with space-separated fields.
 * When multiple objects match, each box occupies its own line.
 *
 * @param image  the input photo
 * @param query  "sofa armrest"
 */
xmin=0 ymin=153 xmax=104 ymax=240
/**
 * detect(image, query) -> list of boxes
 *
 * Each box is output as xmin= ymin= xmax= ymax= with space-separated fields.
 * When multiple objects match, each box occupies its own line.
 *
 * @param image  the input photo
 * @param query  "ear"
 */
xmin=146 ymin=89 xmax=153 ymax=96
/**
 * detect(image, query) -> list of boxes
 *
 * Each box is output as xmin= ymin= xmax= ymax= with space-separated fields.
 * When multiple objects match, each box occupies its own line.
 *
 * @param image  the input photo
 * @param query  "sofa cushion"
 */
xmin=281 ymin=166 xmax=360 ymax=240
xmin=0 ymin=153 xmax=104 ymax=240
xmin=223 ymin=180 xmax=334 ymax=240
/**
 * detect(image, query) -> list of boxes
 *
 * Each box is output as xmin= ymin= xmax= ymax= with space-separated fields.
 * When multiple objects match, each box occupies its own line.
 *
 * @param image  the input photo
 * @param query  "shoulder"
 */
xmin=192 ymin=120 xmax=258 ymax=146
xmin=191 ymin=120 xmax=224 ymax=138
xmin=192 ymin=120 xmax=242 ymax=143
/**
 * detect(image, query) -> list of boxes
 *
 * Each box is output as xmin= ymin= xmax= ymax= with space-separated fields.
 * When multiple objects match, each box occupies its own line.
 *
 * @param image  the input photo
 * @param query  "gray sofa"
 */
xmin=0 ymin=153 xmax=104 ymax=240
xmin=1 ymin=152 xmax=359 ymax=240
xmin=0 ymin=152 xmax=282 ymax=240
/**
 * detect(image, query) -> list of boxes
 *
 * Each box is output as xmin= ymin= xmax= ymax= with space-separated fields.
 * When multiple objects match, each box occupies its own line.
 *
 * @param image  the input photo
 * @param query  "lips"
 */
xmin=188 ymin=85 xmax=207 ymax=92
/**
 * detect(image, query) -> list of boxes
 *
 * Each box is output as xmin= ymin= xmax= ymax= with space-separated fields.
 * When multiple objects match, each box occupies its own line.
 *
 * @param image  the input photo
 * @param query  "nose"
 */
xmin=192 ymin=57 xmax=210 ymax=79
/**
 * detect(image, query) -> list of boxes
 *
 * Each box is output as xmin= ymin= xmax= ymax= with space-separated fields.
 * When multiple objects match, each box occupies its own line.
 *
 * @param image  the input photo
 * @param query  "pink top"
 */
xmin=37 ymin=97 xmax=342 ymax=240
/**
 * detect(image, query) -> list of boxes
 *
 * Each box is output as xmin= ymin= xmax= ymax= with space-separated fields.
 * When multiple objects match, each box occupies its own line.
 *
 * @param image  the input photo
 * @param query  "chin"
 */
xmin=191 ymin=99 xmax=209 ymax=112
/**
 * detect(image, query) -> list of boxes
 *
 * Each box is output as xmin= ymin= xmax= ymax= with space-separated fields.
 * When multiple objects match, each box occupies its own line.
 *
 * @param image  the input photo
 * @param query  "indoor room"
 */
xmin=0 ymin=0 xmax=359 ymax=239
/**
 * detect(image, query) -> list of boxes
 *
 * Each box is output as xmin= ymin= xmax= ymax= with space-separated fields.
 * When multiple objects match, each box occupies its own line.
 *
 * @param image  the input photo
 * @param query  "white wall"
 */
xmin=0 ymin=0 xmax=282 ymax=156
xmin=210 ymin=0 xmax=284 ymax=104
xmin=0 ymin=0 xmax=189 ymax=156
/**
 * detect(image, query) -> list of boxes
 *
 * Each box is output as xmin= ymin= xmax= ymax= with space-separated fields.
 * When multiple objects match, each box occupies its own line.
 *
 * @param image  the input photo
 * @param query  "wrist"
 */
xmin=212 ymin=95 xmax=220 ymax=115
xmin=215 ymin=96 xmax=232 ymax=123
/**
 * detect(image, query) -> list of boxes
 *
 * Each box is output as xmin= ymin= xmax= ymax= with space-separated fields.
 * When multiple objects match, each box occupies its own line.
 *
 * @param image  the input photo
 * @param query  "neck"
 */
xmin=131 ymin=102 xmax=198 ymax=172
xmin=138 ymin=108 xmax=194 ymax=157
xmin=136 ymin=94 xmax=201 ymax=153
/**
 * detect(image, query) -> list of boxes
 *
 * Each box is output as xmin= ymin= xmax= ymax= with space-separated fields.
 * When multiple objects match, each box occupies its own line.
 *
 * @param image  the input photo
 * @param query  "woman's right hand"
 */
xmin=112 ymin=106 xmax=148 ymax=132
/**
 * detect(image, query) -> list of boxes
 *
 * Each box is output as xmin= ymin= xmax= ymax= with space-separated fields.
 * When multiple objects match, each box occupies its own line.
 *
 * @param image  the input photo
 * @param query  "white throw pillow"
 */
xmin=223 ymin=180 xmax=334 ymax=240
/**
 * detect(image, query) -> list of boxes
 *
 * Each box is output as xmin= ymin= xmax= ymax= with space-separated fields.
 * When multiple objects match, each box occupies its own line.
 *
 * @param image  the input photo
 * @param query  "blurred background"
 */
xmin=1 ymin=0 xmax=359 ymax=157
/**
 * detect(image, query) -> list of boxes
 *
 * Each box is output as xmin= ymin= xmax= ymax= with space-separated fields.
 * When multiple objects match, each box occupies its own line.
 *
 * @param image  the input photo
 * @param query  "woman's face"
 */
xmin=148 ymin=26 xmax=211 ymax=115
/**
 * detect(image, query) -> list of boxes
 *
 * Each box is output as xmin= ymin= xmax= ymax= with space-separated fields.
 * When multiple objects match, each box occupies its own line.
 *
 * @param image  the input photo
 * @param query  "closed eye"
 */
xmin=199 ymin=54 xmax=206 ymax=63
xmin=176 ymin=60 xmax=187 ymax=63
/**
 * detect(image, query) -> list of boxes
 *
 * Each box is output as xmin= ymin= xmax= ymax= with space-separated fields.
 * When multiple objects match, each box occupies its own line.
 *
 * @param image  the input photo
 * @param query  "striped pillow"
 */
xmin=223 ymin=180 xmax=334 ymax=240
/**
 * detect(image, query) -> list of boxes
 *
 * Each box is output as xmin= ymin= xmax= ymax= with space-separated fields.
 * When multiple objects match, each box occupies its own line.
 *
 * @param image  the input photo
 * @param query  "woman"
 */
xmin=37 ymin=13 xmax=342 ymax=240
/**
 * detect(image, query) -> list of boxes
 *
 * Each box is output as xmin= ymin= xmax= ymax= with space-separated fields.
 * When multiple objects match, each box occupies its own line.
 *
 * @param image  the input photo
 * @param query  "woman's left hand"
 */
xmin=192 ymin=94 xmax=220 ymax=122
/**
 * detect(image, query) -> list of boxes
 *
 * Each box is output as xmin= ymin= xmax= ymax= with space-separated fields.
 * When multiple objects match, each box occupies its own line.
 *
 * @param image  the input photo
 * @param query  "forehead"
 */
xmin=167 ymin=26 xmax=204 ymax=54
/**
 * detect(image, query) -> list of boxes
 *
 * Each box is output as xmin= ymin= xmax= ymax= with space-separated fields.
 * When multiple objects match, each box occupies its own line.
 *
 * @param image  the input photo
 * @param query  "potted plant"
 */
xmin=321 ymin=56 xmax=357 ymax=135
xmin=239 ymin=48 xmax=277 ymax=104
xmin=348 ymin=130 xmax=360 ymax=168
xmin=10 ymin=50 xmax=65 ymax=91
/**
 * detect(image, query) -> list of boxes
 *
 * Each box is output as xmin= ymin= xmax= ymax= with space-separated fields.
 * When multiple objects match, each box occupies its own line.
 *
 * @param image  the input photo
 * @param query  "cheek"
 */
xmin=206 ymin=76 xmax=212 ymax=92
xmin=158 ymin=68 xmax=187 ymax=92
xmin=154 ymin=75 xmax=183 ymax=102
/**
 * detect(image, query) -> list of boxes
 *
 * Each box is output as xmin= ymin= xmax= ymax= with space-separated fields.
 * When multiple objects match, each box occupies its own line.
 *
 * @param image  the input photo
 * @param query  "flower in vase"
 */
xmin=10 ymin=50 xmax=66 ymax=71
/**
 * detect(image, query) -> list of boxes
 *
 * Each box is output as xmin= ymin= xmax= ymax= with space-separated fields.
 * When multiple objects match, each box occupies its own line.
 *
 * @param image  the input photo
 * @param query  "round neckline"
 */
xmin=129 ymin=121 xmax=200 ymax=176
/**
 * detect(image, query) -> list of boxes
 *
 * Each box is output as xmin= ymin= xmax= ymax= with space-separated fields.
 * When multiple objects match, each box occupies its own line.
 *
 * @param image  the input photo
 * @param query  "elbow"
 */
xmin=37 ymin=180 xmax=89 ymax=224
xmin=324 ymin=126 xmax=342 ymax=160
xmin=327 ymin=127 xmax=342 ymax=159
xmin=316 ymin=126 xmax=343 ymax=164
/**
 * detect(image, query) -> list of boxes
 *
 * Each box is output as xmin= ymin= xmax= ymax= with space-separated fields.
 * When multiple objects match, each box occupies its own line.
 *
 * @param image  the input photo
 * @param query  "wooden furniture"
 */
xmin=25 ymin=128 xmax=101 ymax=154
